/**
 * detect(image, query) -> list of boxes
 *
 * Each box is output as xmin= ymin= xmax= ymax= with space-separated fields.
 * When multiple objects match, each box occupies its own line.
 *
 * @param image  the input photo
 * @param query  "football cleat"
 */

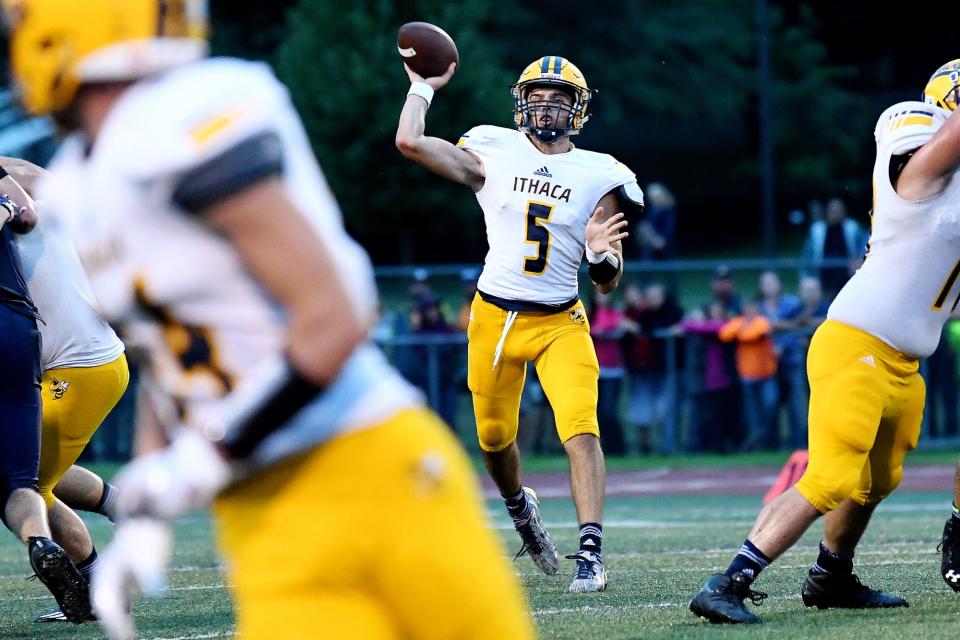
xmin=689 ymin=572 xmax=765 ymax=624
xmin=801 ymin=570 xmax=908 ymax=609
xmin=566 ymin=551 xmax=607 ymax=593
xmin=939 ymin=517 xmax=960 ymax=592
xmin=28 ymin=537 xmax=93 ymax=624
xmin=511 ymin=487 xmax=559 ymax=575
xmin=34 ymin=609 xmax=69 ymax=623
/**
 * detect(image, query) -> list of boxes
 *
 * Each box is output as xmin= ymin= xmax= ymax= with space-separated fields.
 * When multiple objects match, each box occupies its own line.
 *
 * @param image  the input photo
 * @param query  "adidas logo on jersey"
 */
xmin=533 ymin=166 xmax=552 ymax=178
xmin=858 ymin=354 xmax=876 ymax=367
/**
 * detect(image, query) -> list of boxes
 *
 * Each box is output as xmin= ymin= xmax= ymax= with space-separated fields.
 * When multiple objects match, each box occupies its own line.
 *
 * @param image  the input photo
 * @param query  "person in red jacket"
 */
xmin=719 ymin=300 xmax=779 ymax=451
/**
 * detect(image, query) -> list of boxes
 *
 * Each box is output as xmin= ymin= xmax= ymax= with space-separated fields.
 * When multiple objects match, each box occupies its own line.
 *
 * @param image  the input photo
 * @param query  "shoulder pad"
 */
xmin=102 ymin=58 xmax=287 ymax=182
xmin=610 ymin=159 xmax=636 ymax=182
xmin=456 ymin=125 xmax=513 ymax=151
xmin=874 ymin=100 xmax=949 ymax=155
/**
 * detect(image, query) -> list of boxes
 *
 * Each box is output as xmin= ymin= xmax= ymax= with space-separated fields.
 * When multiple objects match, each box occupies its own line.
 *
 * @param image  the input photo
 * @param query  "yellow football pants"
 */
xmin=213 ymin=407 xmax=534 ymax=640
xmin=467 ymin=294 xmax=600 ymax=452
xmin=38 ymin=354 xmax=130 ymax=506
xmin=795 ymin=320 xmax=925 ymax=513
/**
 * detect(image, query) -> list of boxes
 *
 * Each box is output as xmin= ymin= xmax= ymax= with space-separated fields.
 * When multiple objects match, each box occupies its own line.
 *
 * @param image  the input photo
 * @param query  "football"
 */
xmin=397 ymin=22 xmax=459 ymax=79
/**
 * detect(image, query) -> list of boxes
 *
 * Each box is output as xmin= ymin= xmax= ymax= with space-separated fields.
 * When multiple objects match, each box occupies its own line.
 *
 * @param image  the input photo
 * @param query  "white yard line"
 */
xmin=145 ymin=633 xmax=230 ymax=640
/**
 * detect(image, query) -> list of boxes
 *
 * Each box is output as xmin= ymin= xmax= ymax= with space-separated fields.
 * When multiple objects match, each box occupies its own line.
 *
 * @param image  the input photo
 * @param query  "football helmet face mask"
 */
xmin=512 ymin=56 xmax=593 ymax=144
xmin=2 ymin=0 xmax=208 ymax=116
xmin=923 ymin=58 xmax=960 ymax=112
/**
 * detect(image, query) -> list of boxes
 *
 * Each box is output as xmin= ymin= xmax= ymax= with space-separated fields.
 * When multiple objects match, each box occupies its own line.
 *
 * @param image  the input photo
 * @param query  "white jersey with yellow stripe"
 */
xmin=16 ymin=214 xmax=124 ymax=371
xmin=37 ymin=57 xmax=421 ymax=463
xmin=457 ymin=125 xmax=636 ymax=306
xmin=828 ymin=101 xmax=960 ymax=358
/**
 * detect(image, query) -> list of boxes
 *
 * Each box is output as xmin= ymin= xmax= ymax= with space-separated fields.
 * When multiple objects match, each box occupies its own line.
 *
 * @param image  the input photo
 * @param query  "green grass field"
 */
xmin=0 ymin=469 xmax=956 ymax=639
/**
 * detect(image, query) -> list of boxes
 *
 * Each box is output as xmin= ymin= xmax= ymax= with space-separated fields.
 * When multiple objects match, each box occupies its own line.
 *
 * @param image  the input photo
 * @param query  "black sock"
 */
xmin=811 ymin=541 xmax=853 ymax=575
xmin=579 ymin=523 xmax=603 ymax=556
xmin=76 ymin=548 xmax=99 ymax=584
xmin=504 ymin=488 xmax=530 ymax=520
xmin=96 ymin=482 xmax=118 ymax=523
xmin=724 ymin=539 xmax=771 ymax=582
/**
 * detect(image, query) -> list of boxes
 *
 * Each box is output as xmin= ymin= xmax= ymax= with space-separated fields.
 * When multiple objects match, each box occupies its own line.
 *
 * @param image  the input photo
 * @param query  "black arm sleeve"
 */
xmin=218 ymin=362 xmax=325 ymax=459
xmin=588 ymin=252 xmax=621 ymax=285
xmin=173 ymin=130 xmax=284 ymax=213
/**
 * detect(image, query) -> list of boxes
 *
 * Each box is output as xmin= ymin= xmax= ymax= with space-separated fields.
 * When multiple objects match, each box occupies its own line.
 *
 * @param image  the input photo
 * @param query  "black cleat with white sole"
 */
xmin=28 ymin=537 xmax=93 ymax=624
xmin=940 ymin=517 xmax=960 ymax=592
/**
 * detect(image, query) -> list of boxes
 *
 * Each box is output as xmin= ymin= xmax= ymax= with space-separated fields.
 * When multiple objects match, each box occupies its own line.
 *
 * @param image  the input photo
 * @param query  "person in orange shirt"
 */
xmin=719 ymin=300 xmax=780 ymax=451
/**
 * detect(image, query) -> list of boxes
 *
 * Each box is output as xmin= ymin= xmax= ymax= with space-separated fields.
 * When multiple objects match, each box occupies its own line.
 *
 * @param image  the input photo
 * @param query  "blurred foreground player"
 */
xmin=3 ymin=1 xmax=534 ymax=638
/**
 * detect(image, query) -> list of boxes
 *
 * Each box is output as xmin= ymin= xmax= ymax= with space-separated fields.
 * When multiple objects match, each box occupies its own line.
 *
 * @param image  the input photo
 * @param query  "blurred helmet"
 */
xmin=511 ymin=56 xmax=593 ymax=144
xmin=923 ymin=58 xmax=960 ymax=112
xmin=2 ymin=0 xmax=208 ymax=115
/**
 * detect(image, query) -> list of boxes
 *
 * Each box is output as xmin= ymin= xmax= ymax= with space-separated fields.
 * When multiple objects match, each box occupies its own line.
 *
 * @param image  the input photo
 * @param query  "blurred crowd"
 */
xmin=369 ymin=187 xmax=960 ymax=457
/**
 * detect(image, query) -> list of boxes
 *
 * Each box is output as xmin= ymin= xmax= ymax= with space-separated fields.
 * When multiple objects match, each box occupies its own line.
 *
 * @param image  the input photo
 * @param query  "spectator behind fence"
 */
xmin=409 ymin=294 xmax=460 ymax=429
xmin=683 ymin=302 xmax=742 ymax=453
xmin=711 ymin=265 xmax=742 ymax=316
xmin=795 ymin=276 xmax=830 ymax=329
xmin=801 ymin=197 xmax=869 ymax=298
xmin=624 ymin=283 xmax=684 ymax=454
xmin=759 ymin=271 xmax=808 ymax=449
xmin=588 ymin=291 xmax=629 ymax=456
xmin=720 ymin=300 xmax=779 ymax=451
xmin=637 ymin=182 xmax=677 ymax=261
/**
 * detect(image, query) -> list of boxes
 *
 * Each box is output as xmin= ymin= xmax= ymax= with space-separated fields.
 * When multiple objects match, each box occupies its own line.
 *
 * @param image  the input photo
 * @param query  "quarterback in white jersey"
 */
xmin=459 ymin=124 xmax=636 ymax=305
xmin=397 ymin=54 xmax=642 ymax=593
xmin=5 ymin=1 xmax=534 ymax=639
xmin=690 ymin=59 xmax=960 ymax=624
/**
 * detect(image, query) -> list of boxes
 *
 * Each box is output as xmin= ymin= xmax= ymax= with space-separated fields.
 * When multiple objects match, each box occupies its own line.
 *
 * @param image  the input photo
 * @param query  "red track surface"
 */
xmin=481 ymin=463 xmax=955 ymax=500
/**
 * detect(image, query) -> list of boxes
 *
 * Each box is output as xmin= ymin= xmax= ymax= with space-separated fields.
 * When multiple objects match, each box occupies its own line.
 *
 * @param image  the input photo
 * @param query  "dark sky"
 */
xmin=811 ymin=2 xmax=957 ymax=98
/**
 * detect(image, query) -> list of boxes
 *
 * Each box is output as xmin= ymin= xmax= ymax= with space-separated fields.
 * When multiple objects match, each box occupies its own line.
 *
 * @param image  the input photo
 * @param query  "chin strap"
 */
xmin=532 ymin=128 xmax=564 ymax=144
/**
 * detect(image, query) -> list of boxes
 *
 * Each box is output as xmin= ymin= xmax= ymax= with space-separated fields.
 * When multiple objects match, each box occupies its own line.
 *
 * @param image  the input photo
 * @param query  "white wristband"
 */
xmin=585 ymin=243 xmax=611 ymax=264
xmin=408 ymin=82 xmax=434 ymax=107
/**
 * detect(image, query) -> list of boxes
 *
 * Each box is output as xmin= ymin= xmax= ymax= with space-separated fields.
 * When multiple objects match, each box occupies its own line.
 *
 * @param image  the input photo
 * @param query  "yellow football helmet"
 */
xmin=923 ymin=58 xmax=960 ymax=111
xmin=2 ymin=0 xmax=208 ymax=115
xmin=511 ymin=56 xmax=593 ymax=144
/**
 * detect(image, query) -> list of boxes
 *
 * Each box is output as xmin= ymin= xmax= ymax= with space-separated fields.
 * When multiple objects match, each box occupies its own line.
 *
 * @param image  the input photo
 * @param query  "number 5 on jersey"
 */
xmin=523 ymin=201 xmax=553 ymax=275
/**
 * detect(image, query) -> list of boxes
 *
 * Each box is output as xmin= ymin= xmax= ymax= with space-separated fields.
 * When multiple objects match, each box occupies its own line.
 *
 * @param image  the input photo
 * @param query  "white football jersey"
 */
xmin=828 ymin=101 xmax=960 ymax=358
xmin=17 ymin=213 xmax=124 ymax=371
xmin=458 ymin=126 xmax=637 ymax=305
xmin=38 ymin=58 xmax=420 ymax=463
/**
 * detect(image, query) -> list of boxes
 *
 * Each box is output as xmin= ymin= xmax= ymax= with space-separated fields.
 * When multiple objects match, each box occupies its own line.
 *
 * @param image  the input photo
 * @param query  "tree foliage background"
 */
xmin=211 ymin=0 xmax=877 ymax=263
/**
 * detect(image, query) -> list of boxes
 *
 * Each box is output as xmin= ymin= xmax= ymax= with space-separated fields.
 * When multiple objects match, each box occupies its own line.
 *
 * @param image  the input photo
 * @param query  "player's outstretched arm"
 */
xmin=898 ymin=108 xmax=960 ymax=200
xmin=395 ymin=63 xmax=485 ymax=191
xmin=585 ymin=191 xmax=629 ymax=294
